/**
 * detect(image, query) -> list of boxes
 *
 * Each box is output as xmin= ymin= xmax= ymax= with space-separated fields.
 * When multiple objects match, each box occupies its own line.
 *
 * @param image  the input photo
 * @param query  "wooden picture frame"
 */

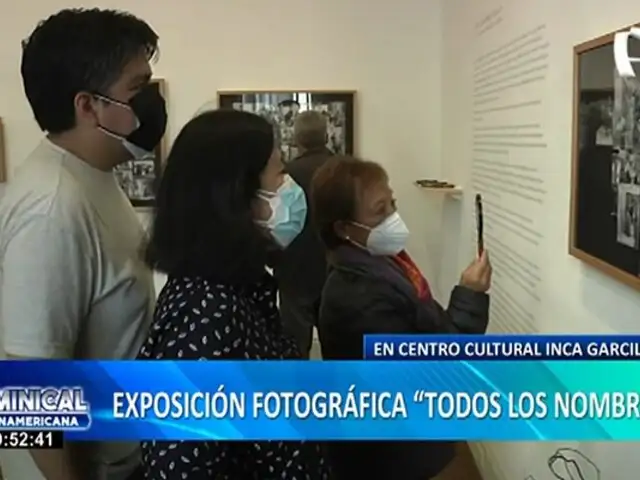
xmin=570 ymin=25 xmax=640 ymax=291
xmin=217 ymin=90 xmax=356 ymax=163
xmin=114 ymin=78 xmax=168 ymax=208
xmin=0 ymin=118 xmax=5 ymax=183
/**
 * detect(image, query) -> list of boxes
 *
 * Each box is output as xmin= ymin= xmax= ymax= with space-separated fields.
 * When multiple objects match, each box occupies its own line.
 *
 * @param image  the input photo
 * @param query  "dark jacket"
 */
xmin=272 ymin=147 xmax=333 ymax=303
xmin=318 ymin=244 xmax=489 ymax=480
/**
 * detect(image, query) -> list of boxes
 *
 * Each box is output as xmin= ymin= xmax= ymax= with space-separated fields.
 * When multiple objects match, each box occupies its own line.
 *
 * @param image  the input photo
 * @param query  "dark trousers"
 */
xmin=127 ymin=466 xmax=144 ymax=479
xmin=279 ymin=293 xmax=318 ymax=358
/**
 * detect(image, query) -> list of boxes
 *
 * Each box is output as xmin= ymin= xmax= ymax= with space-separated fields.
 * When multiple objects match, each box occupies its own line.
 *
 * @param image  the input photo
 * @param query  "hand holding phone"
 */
xmin=475 ymin=193 xmax=484 ymax=257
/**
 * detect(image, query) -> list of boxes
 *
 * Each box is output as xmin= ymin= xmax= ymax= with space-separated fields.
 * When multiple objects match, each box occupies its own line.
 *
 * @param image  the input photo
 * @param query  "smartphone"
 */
xmin=475 ymin=193 xmax=484 ymax=256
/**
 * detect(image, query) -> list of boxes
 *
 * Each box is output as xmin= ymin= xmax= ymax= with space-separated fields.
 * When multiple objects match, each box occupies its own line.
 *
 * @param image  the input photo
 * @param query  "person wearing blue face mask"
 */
xmin=138 ymin=109 xmax=331 ymax=479
xmin=255 ymin=175 xmax=308 ymax=248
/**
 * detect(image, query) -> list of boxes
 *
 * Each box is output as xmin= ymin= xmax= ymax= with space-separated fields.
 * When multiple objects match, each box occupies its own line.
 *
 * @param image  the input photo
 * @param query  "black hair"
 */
xmin=279 ymin=99 xmax=300 ymax=108
xmin=145 ymin=109 xmax=276 ymax=283
xmin=21 ymin=8 xmax=158 ymax=133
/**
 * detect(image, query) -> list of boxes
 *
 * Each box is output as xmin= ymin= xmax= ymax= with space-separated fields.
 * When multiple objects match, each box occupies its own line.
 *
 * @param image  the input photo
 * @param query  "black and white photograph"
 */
xmin=610 ymin=148 xmax=640 ymax=212
xmin=594 ymin=97 xmax=613 ymax=146
xmin=616 ymin=150 xmax=640 ymax=184
xmin=616 ymin=184 xmax=640 ymax=249
xmin=113 ymin=79 xmax=167 ymax=207
xmin=114 ymin=154 xmax=161 ymax=207
xmin=114 ymin=169 xmax=134 ymax=194
xmin=571 ymin=36 xmax=640 ymax=290
xmin=611 ymin=148 xmax=624 ymax=187
xmin=612 ymin=72 xmax=635 ymax=149
xmin=579 ymin=90 xmax=614 ymax=149
xmin=132 ymin=159 xmax=155 ymax=177
xmin=610 ymin=71 xmax=640 ymax=215
xmin=220 ymin=90 xmax=355 ymax=163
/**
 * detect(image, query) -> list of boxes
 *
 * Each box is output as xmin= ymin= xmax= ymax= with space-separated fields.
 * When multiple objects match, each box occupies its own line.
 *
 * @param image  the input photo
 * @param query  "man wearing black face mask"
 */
xmin=0 ymin=8 xmax=165 ymax=480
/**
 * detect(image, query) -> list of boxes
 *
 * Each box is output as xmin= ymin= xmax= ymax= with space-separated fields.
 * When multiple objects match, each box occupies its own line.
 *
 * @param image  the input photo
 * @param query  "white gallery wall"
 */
xmin=441 ymin=0 xmax=640 ymax=478
xmin=0 ymin=0 xmax=445 ymax=299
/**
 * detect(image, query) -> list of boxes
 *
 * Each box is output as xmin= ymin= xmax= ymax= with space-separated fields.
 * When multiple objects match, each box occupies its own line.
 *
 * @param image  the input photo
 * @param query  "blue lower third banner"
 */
xmin=2 ymin=360 xmax=640 ymax=441
xmin=362 ymin=334 xmax=640 ymax=360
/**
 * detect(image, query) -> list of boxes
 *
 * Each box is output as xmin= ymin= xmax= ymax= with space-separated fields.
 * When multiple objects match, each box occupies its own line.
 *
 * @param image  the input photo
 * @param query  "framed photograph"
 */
xmin=217 ymin=90 xmax=356 ymax=163
xmin=114 ymin=79 xmax=168 ymax=208
xmin=616 ymin=184 xmax=640 ymax=248
xmin=570 ymin=25 xmax=640 ymax=290
xmin=0 ymin=118 xmax=5 ymax=183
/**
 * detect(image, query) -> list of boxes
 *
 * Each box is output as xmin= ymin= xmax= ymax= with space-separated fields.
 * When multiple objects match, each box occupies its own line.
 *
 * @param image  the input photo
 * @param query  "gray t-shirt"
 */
xmin=0 ymin=138 xmax=155 ymax=479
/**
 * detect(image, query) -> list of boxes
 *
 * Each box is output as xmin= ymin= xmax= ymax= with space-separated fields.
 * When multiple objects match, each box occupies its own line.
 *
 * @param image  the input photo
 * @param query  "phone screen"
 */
xmin=475 ymin=193 xmax=484 ymax=256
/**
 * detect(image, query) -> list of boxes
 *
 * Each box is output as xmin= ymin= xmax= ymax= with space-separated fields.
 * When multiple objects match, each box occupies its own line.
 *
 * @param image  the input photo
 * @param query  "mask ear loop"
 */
xmin=257 ymin=178 xmax=287 ymax=199
xmin=93 ymin=93 xmax=128 ymax=108
xmin=255 ymin=193 xmax=281 ymax=226
xmin=350 ymin=221 xmax=372 ymax=231
xmin=342 ymin=222 xmax=370 ymax=251
xmin=261 ymin=175 xmax=293 ymax=198
xmin=352 ymin=212 xmax=398 ymax=233
xmin=92 ymin=94 xmax=140 ymax=140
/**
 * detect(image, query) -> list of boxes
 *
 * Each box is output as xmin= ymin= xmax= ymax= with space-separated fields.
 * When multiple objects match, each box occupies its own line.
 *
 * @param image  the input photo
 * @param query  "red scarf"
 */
xmin=391 ymin=251 xmax=432 ymax=301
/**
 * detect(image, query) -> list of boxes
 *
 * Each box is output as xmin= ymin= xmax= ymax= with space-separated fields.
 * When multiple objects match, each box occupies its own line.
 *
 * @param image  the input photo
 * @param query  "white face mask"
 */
xmin=353 ymin=212 xmax=410 ymax=256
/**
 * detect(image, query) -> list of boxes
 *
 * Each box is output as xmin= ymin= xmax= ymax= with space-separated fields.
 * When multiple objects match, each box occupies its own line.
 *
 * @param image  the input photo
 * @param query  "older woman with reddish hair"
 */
xmin=311 ymin=156 xmax=491 ymax=480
